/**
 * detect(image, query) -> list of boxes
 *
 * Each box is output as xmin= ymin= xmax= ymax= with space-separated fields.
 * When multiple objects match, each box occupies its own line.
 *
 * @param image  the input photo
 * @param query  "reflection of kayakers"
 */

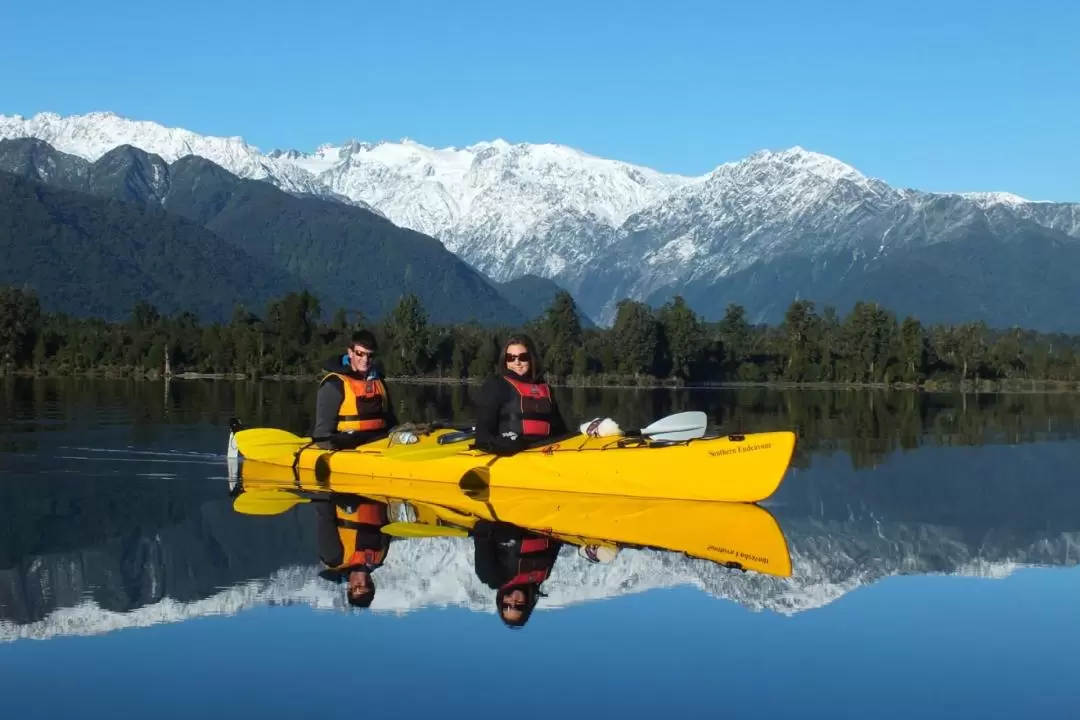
xmin=315 ymin=494 xmax=391 ymax=608
xmin=472 ymin=519 xmax=562 ymax=628
xmin=313 ymin=330 xmax=398 ymax=450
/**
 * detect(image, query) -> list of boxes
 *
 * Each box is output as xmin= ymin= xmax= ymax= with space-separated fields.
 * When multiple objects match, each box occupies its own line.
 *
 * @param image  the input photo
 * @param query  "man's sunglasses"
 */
xmin=505 ymin=352 xmax=531 ymax=363
xmin=350 ymin=348 xmax=376 ymax=358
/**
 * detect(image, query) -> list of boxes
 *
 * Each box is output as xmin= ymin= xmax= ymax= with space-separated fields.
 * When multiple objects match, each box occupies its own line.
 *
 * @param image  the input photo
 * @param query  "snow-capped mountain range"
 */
xmin=3 ymin=110 xmax=1079 ymax=329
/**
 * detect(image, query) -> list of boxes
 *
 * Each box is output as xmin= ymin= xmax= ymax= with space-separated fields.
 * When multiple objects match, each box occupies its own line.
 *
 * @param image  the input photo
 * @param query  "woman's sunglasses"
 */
xmin=505 ymin=352 xmax=531 ymax=363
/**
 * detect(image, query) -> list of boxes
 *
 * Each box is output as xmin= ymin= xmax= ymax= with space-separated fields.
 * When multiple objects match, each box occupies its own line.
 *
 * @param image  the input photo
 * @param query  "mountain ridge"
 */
xmin=0 ymin=137 xmax=530 ymax=325
xmin=4 ymin=111 xmax=1080 ymax=331
xmin=0 ymin=169 xmax=304 ymax=322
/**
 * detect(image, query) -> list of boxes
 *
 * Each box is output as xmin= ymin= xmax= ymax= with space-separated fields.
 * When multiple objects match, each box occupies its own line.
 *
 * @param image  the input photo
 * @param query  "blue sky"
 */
xmin=2 ymin=0 xmax=1077 ymax=200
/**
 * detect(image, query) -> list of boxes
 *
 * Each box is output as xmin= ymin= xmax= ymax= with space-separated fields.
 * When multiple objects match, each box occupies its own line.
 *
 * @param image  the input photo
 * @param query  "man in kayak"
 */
xmin=472 ymin=518 xmax=562 ymax=628
xmin=313 ymin=330 xmax=398 ymax=450
xmin=316 ymin=493 xmax=392 ymax=608
xmin=472 ymin=334 xmax=572 ymax=455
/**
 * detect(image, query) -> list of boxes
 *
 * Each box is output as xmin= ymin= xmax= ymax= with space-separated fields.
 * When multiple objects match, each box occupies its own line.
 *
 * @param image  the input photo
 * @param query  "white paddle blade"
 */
xmin=640 ymin=411 xmax=708 ymax=436
xmin=647 ymin=427 xmax=707 ymax=442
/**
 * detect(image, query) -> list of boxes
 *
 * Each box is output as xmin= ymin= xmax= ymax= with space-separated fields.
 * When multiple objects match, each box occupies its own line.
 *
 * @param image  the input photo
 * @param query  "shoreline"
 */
xmin=3 ymin=368 xmax=1079 ymax=394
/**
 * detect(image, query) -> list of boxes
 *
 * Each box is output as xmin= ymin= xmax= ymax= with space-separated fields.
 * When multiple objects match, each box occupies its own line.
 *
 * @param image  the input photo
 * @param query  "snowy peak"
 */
xmin=262 ymin=132 xmax=696 ymax=280
xmin=711 ymin=145 xmax=870 ymax=186
xmin=0 ymin=110 xmax=254 ymax=164
xmin=958 ymin=191 xmax=1035 ymax=207
xmin=619 ymin=143 xmax=899 ymax=247
xmin=696 ymin=145 xmax=897 ymax=209
xmin=294 ymin=133 xmax=694 ymax=229
xmin=0 ymin=111 xmax=332 ymax=200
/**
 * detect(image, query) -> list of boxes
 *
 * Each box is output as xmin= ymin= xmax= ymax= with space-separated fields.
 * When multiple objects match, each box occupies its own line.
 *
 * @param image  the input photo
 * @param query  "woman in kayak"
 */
xmin=471 ymin=519 xmax=562 ymax=629
xmin=472 ymin=334 xmax=572 ymax=455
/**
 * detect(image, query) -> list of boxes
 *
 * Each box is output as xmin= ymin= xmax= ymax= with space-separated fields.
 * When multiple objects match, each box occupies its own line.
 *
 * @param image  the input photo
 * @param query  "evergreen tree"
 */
xmin=0 ymin=286 xmax=41 ymax=370
xmin=611 ymin=299 xmax=658 ymax=375
xmin=899 ymin=317 xmax=927 ymax=382
xmin=387 ymin=293 xmax=430 ymax=376
xmin=717 ymin=303 xmax=752 ymax=371
xmin=536 ymin=291 xmax=582 ymax=378
xmin=781 ymin=300 xmax=818 ymax=381
xmin=657 ymin=295 xmax=706 ymax=380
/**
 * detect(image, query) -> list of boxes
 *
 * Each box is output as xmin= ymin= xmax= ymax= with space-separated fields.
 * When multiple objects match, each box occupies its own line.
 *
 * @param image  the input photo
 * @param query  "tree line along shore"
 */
xmin=2 ymin=285 xmax=1079 ymax=391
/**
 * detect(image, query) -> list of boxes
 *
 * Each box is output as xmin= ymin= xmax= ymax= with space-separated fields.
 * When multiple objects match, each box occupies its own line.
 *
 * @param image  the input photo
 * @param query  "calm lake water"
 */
xmin=1 ymin=377 xmax=1079 ymax=717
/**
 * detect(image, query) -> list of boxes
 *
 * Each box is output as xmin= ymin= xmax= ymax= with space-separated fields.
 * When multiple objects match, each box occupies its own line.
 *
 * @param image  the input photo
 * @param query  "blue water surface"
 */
xmin=3 ymin=565 xmax=1077 ymax=719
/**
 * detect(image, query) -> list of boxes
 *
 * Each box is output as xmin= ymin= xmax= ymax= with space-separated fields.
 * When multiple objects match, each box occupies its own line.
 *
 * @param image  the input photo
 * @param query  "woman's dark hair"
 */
xmin=500 ymin=333 xmax=542 ymax=380
xmin=496 ymin=584 xmax=541 ymax=629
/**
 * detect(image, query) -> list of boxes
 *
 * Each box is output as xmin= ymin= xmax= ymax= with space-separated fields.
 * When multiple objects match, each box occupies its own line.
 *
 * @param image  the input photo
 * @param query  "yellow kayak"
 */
xmin=234 ymin=464 xmax=792 ymax=577
xmin=232 ymin=424 xmax=796 ymax=504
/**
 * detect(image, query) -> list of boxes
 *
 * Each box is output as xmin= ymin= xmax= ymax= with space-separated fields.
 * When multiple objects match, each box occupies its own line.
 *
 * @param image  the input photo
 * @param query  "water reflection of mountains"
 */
xmin=2 ymin=438 xmax=1077 ymax=640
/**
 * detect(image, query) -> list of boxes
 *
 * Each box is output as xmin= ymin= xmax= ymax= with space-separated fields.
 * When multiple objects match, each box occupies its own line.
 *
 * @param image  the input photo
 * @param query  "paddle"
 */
xmin=232 ymin=411 xmax=708 ymax=464
xmin=381 ymin=522 xmax=470 ymax=538
xmin=232 ymin=422 xmax=473 ymax=463
xmin=233 ymin=491 xmax=311 ymax=516
xmin=406 ymin=410 xmax=711 ymax=459
xmin=619 ymin=411 xmax=708 ymax=442
xmin=232 ymin=428 xmax=320 ymax=462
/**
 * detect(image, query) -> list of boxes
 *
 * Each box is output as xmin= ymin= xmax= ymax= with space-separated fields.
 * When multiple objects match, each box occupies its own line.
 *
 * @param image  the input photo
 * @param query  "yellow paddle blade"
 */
xmin=381 ymin=522 xmax=469 ymax=538
xmin=233 ymin=490 xmax=310 ymax=516
xmin=234 ymin=428 xmax=311 ymax=462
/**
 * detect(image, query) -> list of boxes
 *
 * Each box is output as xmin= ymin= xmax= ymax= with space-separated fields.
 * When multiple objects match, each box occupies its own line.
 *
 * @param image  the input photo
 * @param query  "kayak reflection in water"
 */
xmin=315 ymin=493 xmax=392 ymax=608
xmin=472 ymin=519 xmax=562 ymax=628
xmin=473 ymin=333 xmax=623 ymax=456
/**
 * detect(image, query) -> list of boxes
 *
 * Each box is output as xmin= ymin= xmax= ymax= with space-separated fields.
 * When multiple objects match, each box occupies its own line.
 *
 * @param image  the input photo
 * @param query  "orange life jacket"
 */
xmin=502 ymin=375 xmax=553 ymax=437
xmin=329 ymin=501 xmax=389 ymax=570
xmin=323 ymin=372 xmax=389 ymax=433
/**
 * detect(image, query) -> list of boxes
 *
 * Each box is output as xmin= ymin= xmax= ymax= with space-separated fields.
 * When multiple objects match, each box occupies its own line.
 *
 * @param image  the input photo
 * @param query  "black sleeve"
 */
xmin=315 ymin=499 xmax=344 ymax=568
xmin=473 ymin=376 xmax=529 ymax=456
xmin=471 ymin=520 xmax=522 ymax=589
xmin=472 ymin=535 xmax=504 ymax=589
xmin=313 ymin=376 xmax=344 ymax=448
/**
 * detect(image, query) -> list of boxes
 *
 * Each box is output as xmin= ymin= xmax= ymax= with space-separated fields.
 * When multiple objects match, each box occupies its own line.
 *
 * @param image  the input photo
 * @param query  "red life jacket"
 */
xmin=500 ymin=535 xmax=555 ymax=589
xmin=502 ymin=375 xmax=553 ymax=437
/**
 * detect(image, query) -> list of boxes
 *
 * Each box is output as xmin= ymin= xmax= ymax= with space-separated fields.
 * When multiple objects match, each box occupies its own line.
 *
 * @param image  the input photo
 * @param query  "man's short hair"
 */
xmin=350 ymin=330 xmax=378 ymax=352
xmin=348 ymin=587 xmax=375 ymax=608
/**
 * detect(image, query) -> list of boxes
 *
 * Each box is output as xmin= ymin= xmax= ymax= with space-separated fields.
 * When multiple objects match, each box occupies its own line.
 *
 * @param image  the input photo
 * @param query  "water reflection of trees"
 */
xmin=3 ymin=378 xmax=1080 ymax=469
